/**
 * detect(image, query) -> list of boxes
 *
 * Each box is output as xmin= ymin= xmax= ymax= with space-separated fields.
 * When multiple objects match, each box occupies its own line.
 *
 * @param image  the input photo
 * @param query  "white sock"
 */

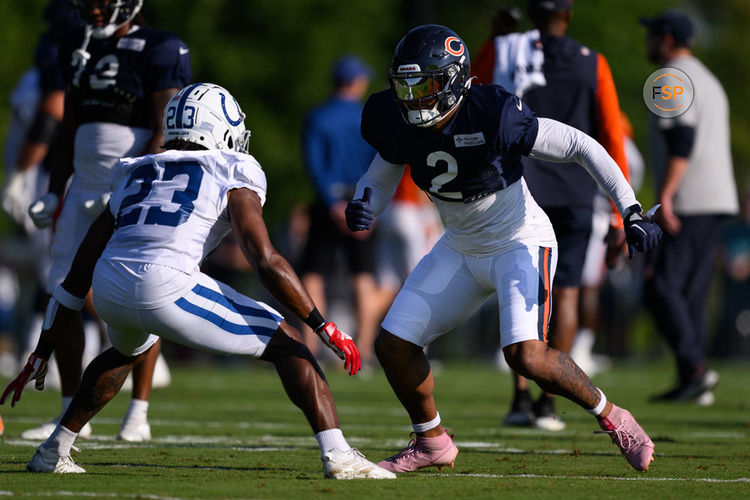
xmin=412 ymin=412 xmax=441 ymax=433
xmin=45 ymin=425 xmax=77 ymax=456
xmin=315 ymin=428 xmax=350 ymax=453
xmin=585 ymin=388 xmax=607 ymax=416
xmin=122 ymin=398 xmax=149 ymax=425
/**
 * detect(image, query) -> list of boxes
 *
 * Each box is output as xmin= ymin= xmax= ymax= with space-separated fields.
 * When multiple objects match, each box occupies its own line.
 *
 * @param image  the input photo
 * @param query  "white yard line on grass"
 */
xmin=6 ymin=415 xmax=747 ymax=439
xmin=0 ymin=492 xmax=188 ymax=499
xmin=426 ymin=473 xmax=750 ymax=483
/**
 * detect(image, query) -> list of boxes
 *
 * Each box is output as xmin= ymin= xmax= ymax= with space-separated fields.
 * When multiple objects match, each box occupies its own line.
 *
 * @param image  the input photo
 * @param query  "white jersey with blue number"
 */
xmin=103 ymin=149 xmax=266 ymax=274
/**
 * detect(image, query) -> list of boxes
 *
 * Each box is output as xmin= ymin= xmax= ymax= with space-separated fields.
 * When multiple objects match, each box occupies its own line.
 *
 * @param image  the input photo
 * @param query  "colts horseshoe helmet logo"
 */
xmin=444 ymin=36 xmax=464 ymax=56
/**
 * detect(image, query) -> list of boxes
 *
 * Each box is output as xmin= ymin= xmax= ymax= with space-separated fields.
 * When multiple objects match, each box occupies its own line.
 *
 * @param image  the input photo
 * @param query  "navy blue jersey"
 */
xmin=35 ymin=32 xmax=64 ymax=93
xmin=521 ymin=34 xmax=607 ymax=208
xmin=362 ymin=84 xmax=538 ymax=203
xmin=60 ymin=26 xmax=192 ymax=128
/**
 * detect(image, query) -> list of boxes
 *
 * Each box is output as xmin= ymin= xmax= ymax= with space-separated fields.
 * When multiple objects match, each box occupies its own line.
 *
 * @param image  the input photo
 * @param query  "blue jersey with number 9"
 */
xmin=103 ymin=149 xmax=267 ymax=274
xmin=361 ymin=85 xmax=539 ymax=203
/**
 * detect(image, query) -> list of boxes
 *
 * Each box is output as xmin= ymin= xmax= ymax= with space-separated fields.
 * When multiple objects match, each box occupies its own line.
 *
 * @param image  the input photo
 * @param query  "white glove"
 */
xmin=82 ymin=192 xmax=111 ymax=217
xmin=2 ymin=170 xmax=32 ymax=225
xmin=28 ymin=192 xmax=59 ymax=228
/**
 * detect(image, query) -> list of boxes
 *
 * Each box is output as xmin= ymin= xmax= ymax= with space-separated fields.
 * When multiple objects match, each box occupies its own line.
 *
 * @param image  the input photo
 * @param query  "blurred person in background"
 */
xmin=642 ymin=11 xmax=739 ymax=405
xmin=571 ymin=112 xmax=645 ymax=376
xmin=473 ymin=0 xmax=631 ymax=431
xmin=299 ymin=55 xmax=380 ymax=366
xmin=20 ymin=0 xmax=191 ymax=442
xmin=715 ymin=188 xmax=750 ymax=357
xmin=0 ymin=0 xmax=81 ymax=441
xmin=472 ymin=4 xmax=523 ymax=81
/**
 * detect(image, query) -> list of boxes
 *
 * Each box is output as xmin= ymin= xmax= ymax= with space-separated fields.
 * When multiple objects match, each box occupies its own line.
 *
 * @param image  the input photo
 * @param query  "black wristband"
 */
xmin=304 ymin=308 xmax=326 ymax=332
xmin=26 ymin=111 xmax=60 ymax=146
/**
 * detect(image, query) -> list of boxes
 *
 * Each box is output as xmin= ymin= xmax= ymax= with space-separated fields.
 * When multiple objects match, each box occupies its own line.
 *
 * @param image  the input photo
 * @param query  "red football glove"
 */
xmin=315 ymin=321 xmax=361 ymax=376
xmin=0 ymin=353 xmax=48 ymax=407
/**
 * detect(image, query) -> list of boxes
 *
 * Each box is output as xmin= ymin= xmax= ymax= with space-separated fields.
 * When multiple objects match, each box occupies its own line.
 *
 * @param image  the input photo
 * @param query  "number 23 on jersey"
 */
xmin=116 ymin=159 xmax=203 ymax=228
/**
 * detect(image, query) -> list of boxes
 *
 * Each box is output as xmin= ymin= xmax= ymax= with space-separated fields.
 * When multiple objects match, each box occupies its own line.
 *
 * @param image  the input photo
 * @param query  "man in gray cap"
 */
xmin=641 ymin=11 xmax=739 ymax=405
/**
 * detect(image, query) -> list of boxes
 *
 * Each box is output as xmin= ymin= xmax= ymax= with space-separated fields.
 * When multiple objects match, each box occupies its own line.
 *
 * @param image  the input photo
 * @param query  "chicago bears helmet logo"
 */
xmin=444 ymin=36 xmax=464 ymax=56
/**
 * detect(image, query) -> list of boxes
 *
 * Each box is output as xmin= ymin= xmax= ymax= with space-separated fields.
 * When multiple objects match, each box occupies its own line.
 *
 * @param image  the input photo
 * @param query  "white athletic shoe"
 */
xmin=27 ymin=444 xmax=85 ymax=473
xmin=534 ymin=415 xmax=566 ymax=431
xmin=117 ymin=420 xmax=151 ymax=442
xmin=151 ymin=353 xmax=171 ymax=389
xmin=20 ymin=420 xmax=92 ymax=440
xmin=695 ymin=390 xmax=715 ymax=407
xmin=322 ymin=448 xmax=396 ymax=479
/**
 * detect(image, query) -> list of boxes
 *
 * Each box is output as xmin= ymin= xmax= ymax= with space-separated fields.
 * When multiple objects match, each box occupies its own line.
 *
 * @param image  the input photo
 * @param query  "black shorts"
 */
xmin=544 ymin=205 xmax=593 ymax=288
xmin=299 ymin=200 xmax=376 ymax=276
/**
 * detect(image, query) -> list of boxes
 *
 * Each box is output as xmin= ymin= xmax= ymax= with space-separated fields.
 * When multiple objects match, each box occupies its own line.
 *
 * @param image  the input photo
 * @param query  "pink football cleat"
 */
xmin=377 ymin=429 xmax=458 ymax=473
xmin=596 ymin=405 xmax=655 ymax=471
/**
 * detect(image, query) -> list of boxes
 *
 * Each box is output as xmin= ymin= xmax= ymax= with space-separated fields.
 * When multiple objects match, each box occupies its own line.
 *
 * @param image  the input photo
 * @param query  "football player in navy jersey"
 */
xmin=23 ymin=0 xmax=192 ymax=443
xmin=345 ymin=25 xmax=662 ymax=473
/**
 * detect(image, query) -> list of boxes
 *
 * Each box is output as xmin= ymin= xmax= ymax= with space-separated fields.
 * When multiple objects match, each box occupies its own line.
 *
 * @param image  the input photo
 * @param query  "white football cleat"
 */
xmin=322 ymin=448 xmax=396 ymax=479
xmin=117 ymin=420 xmax=151 ymax=442
xmin=20 ymin=420 xmax=92 ymax=440
xmin=27 ymin=444 xmax=85 ymax=473
xmin=151 ymin=353 xmax=171 ymax=389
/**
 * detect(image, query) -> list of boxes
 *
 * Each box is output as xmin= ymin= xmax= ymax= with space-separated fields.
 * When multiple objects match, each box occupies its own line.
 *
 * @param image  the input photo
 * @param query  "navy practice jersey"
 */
xmin=361 ymin=84 xmax=538 ymax=203
xmin=60 ymin=26 xmax=192 ymax=128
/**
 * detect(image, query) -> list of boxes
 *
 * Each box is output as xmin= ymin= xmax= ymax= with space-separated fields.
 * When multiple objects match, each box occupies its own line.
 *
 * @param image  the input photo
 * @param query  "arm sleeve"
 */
xmin=661 ymin=125 xmax=695 ymax=158
xmin=352 ymin=153 xmax=406 ymax=216
xmin=529 ymin=118 xmax=638 ymax=216
xmin=471 ymin=38 xmax=496 ymax=85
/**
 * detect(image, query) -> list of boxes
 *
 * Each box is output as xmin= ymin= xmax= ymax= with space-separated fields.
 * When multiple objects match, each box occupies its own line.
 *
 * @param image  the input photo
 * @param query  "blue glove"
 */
xmin=624 ymin=204 xmax=663 ymax=258
xmin=345 ymin=187 xmax=374 ymax=231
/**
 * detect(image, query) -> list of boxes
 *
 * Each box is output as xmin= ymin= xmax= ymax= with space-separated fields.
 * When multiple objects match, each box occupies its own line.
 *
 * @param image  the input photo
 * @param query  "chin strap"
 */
xmin=71 ymin=26 xmax=93 ymax=87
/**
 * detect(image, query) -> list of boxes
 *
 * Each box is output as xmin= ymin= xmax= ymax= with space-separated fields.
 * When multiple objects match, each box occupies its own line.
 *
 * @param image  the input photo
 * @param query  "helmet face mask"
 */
xmin=389 ymin=25 xmax=471 ymax=128
xmin=75 ymin=0 xmax=143 ymax=39
xmin=163 ymin=83 xmax=252 ymax=155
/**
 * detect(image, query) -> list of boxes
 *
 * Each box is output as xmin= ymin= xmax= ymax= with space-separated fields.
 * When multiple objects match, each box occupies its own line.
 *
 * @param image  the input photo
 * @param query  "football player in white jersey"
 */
xmin=345 ymin=25 xmax=662 ymax=473
xmin=22 ymin=0 xmax=192 ymax=442
xmin=1 ymin=83 xmax=394 ymax=480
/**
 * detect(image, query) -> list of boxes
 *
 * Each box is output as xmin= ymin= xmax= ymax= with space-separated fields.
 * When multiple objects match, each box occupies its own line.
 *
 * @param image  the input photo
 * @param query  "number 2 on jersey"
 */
xmin=427 ymin=151 xmax=461 ymax=200
xmin=117 ymin=160 xmax=203 ymax=228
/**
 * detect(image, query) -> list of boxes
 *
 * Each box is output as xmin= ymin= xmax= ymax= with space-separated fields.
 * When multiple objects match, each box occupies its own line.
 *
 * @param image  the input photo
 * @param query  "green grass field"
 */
xmin=1 ymin=359 xmax=749 ymax=498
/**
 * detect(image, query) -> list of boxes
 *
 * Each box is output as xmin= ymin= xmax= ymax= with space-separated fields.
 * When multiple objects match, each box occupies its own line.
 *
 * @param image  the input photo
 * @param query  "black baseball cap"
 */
xmin=527 ymin=0 xmax=572 ymax=12
xmin=640 ymin=11 xmax=694 ymax=46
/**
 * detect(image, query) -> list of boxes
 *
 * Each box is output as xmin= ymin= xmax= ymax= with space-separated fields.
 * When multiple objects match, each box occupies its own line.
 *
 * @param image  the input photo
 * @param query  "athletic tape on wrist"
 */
xmin=52 ymin=284 xmax=86 ymax=311
xmin=412 ymin=412 xmax=441 ymax=433
xmin=586 ymin=388 xmax=607 ymax=416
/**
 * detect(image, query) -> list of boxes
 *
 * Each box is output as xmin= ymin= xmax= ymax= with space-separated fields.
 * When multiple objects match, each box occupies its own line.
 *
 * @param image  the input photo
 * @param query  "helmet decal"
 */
xmin=175 ymin=83 xmax=202 ymax=128
xmin=444 ymin=36 xmax=464 ymax=56
xmin=397 ymin=64 xmax=421 ymax=73
xmin=220 ymin=93 xmax=244 ymax=126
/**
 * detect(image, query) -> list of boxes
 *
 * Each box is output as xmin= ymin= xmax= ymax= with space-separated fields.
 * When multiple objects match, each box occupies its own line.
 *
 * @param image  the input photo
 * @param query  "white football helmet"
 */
xmin=163 ymin=83 xmax=252 ymax=154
